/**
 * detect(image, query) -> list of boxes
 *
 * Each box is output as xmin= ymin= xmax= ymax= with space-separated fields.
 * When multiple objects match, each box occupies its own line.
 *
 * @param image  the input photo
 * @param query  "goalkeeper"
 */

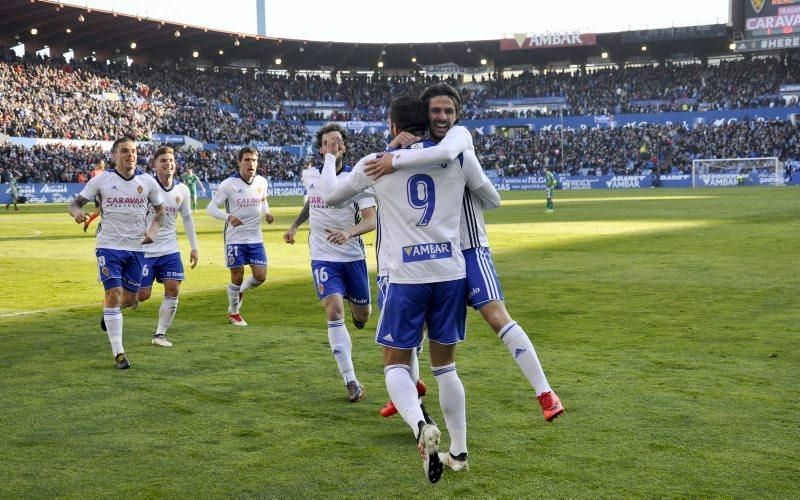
xmin=544 ymin=166 xmax=557 ymax=213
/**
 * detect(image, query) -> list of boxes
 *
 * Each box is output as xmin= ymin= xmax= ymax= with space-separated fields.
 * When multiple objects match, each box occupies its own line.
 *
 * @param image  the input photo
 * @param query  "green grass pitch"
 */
xmin=1 ymin=188 xmax=798 ymax=497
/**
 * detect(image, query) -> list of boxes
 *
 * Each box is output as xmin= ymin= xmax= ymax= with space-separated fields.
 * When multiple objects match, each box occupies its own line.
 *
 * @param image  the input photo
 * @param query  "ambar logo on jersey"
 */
xmin=402 ymin=242 xmax=453 ymax=263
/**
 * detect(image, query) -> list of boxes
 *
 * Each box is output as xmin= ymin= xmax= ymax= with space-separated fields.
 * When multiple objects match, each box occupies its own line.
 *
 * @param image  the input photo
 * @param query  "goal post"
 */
xmin=691 ymin=157 xmax=782 ymax=188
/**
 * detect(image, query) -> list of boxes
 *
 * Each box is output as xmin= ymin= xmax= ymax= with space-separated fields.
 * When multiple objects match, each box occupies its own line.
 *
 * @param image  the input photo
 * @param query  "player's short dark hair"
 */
xmin=389 ymin=96 xmax=428 ymax=136
xmin=111 ymin=136 xmax=136 ymax=151
xmin=237 ymin=146 xmax=258 ymax=161
xmin=419 ymin=83 xmax=462 ymax=118
xmin=153 ymin=146 xmax=174 ymax=161
xmin=315 ymin=123 xmax=348 ymax=152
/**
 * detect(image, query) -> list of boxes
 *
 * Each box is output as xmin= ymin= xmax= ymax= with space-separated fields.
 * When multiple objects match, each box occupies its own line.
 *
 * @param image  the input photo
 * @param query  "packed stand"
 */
xmin=5 ymin=48 xmax=800 ymax=147
xmin=4 ymin=119 xmax=799 ymax=186
xmin=473 ymin=119 xmax=800 ymax=176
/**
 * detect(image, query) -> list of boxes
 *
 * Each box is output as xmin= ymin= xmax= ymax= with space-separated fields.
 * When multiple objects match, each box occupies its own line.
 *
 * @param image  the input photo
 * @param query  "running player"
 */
xmin=206 ymin=146 xmax=274 ymax=326
xmin=137 ymin=146 xmax=199 ymax=347
xmin=68 ymin=136 xmax=165 ymax=369
xmin=284 ymin=124 xmax=377 ymax=403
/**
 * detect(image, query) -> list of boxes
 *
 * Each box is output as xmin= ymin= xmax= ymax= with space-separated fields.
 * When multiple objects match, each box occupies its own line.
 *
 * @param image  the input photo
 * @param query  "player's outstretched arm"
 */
xmin=284 ymin=199 xmax=310 ymax=244
xmin=318 ymin=137 xmax=369 ymax=207
xmin=326 ymin=205 xmax=377 ymax=245
xmin=463 ymin=153 xmax=501 ymax=210
xmin=365 ymin=125 xmax=474 ymax=179
xmin=179 ymin=210 xmax=199 ymax=268
xmin=68 ymin=195 xmax=90 ymax=223
xmin=206 ymin=187 xmax=237 ymax=223
xmin=144 ymin=204 xmax=164 ymax=244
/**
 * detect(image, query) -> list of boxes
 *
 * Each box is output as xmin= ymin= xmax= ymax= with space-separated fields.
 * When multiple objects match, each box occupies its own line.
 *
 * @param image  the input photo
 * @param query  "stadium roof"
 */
xmin=2 ymin=0 xmax=734 ymax=70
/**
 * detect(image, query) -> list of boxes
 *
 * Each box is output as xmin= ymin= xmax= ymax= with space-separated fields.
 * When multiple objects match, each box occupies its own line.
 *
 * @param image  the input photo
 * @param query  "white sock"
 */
xmin=240 ymin=276 xmax=264 ymax=293
xmin=410 ymin=345 xmax=421 ymax=383
xmin=327 ymin=319 xmax=355 ymax=383
xmin=104 ymin=307 xmax=124 ymax=356
xmin=227 ymin=284 xmax=241 ymax=314
xmin=155 ymin=296 xmax=178 ymax=336
xmin=385 ymin=364 xmax=426 ymax=437
xmin=499 ymin=321 xmax=552 ymax=396
xmin=433 ymin=363 xmax=467 ymax=456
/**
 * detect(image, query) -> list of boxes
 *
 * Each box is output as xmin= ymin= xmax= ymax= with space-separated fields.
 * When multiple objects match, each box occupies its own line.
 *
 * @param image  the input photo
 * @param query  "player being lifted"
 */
xmin=365 ymin=84 xmax=565 ymax=427
xmin=318 ymin=96 xmax=501 ymax=484
xmin=206 ymin=146 xmax=274 ymax=326
xmin=68 ymin=136 xmax=165 ymax=369
xmin=137 ymin=146 xmax=200 ymax=347
xmin=283 ymin=124 xmax=377 ymax=403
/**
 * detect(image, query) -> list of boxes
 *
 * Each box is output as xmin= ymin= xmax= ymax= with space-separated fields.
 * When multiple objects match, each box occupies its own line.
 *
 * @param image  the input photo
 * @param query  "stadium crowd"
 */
xmin=3 ymin=48 xmax=800 ymax=142
xmin=2 ymin=47 xmax=800 ymax=184
xmin=476 ymin=119 xmax=800 ymax=176
xmin=3 ymin=119 xmax=799 ymax=185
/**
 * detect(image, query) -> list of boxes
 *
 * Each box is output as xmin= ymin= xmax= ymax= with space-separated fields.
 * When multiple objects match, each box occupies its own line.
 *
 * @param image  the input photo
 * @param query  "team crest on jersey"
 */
xmin=101 ymin=266 xmax=109 ymax=277
xmin=750 ymin=0 xmax=764 ymax=13
xmin=137 ymin=186 xmax=143 ymax=194
xmin=317 ymin=283 xmax=325 ymax=294
xmin=175 ymin=196 xmax=181 ymax=204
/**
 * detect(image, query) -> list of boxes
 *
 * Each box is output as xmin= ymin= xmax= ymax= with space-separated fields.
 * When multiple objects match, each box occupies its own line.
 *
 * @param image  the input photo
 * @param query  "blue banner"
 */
xmin=151 ymin=134 xmax=186 ymax=145
xmin=3 ymin=174 xmax=798 ymax=204
xmin=485 ymin=97 xmax=567 ymax=106
xmin=202 ymin=144 xmax=306 ymax=157
xmin=492 ymin=172 xmax=794 ymax=191
xmin=459 ymin=106 xmax=800 ymax=133
xmin=282 ymin=100 xmax=347 ymax=108
xmin=1 ymin=183 xmax=83 ymax=204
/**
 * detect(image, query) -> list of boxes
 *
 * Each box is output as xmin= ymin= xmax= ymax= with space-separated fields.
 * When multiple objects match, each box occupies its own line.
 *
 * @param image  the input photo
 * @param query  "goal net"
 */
xmin=691 ymin=157 xmax=782 ymax=188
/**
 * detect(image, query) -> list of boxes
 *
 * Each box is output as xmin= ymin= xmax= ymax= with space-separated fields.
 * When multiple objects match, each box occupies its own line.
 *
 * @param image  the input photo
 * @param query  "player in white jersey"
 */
xmin=136 ymin=146 xmax=199 ymax=347
xmin=283 ymin=124 xmax=377 ymax=403
xmin=365 ymin=84 xmax=565 ymax=434
xmin=318 ymin=96 xmax=501 ymax=484
xmin=206 ymin=146 xmax=274 ymax=326
xmin=68 ymin=136 xmax=165 ymax=369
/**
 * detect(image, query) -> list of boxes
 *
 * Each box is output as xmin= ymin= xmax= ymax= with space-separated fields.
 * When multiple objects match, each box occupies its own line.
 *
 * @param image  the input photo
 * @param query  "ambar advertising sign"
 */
xmin=501 ymin=32 xmax=597 ymax=50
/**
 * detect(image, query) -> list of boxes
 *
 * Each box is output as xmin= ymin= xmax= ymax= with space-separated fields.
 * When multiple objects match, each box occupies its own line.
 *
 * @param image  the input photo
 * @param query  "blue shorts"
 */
xmin=311 ymin=260 xmax=370 ymax=305
xmin=376 ymin=275 xmax=389 ymax=309
xmin=96 ymin=248 xmax=144 ymax=293
xmin=464 ymin=247 xmax=504 ymax=310
xmin=376 ymin=279 xmax=466 ymax=349
xmin=226 ymin=243 xmax=267 ymax=268
xmin=140 ymin=252 xmax=185 ymax=288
